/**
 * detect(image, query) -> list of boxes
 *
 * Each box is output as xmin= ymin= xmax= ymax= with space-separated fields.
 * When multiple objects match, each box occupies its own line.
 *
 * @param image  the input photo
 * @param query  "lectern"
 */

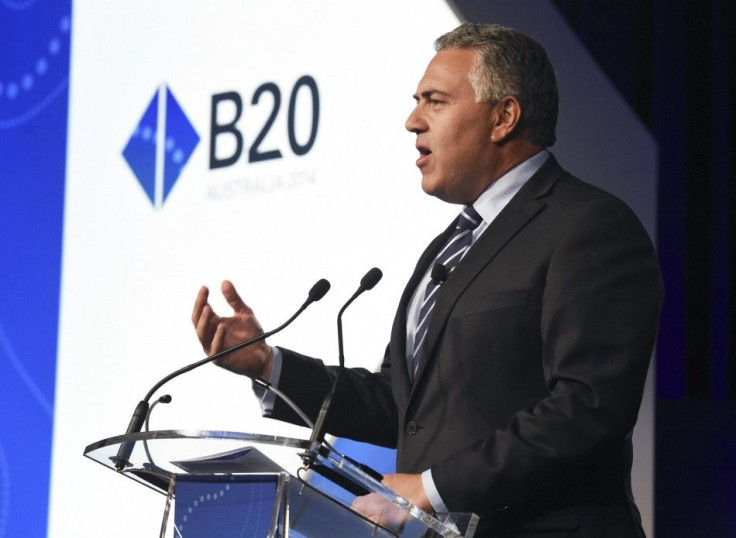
xmin=85 ymin=429 xmax=478 ymax=537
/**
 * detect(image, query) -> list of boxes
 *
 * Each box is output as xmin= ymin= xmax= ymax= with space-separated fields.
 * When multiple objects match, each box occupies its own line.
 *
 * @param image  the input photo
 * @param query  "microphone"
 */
xmin=111 ymin=278 xmax=331 ymax=471
xmin=430 ymin=263 xmax=448 ymax=285
xmin=359 ymin=267 xmax=383 ymax=292
xmin=301 ymin=268 xmax=382 ymax=469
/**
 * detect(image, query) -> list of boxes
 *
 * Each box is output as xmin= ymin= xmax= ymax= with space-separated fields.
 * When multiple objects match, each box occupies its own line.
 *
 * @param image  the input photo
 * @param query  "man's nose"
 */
xmin=405 ymin=106 xmax=426 ymax=133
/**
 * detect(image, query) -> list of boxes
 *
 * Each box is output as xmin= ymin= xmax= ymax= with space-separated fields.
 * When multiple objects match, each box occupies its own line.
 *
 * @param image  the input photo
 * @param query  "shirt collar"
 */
xmin=472 ymin=150 xmax=549 ymax=225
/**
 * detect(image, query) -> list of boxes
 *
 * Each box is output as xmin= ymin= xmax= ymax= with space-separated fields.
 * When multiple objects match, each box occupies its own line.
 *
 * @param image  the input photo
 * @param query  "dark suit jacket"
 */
xmin=272 ymin=155 xmax=663 ymax=537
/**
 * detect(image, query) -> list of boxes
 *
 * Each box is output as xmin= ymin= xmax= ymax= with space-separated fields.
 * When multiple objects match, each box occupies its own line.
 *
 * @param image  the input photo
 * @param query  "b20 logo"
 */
xmin=209 ymin=75 xmax=319 ymax=169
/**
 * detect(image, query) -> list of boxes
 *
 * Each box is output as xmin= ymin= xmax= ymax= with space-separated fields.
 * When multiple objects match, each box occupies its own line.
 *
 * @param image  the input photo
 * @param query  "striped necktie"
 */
xmin=411 ymin=205 xmax=482 ymax=378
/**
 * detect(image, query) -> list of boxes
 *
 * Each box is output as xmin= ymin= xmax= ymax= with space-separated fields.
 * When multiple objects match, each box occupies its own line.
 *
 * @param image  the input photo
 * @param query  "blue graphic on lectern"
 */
xmin=123 ymin=86 xmax=199 ymax=207
xmin=175 ymin=476 xmax=277 ymax=537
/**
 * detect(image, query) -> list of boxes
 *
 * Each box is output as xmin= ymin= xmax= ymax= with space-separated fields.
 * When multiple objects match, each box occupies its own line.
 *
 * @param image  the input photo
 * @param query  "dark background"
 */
xmin=551 ymin=3 xmax=735 ymax=535
xmin=455 ymin=0 xmax=736 ymax=535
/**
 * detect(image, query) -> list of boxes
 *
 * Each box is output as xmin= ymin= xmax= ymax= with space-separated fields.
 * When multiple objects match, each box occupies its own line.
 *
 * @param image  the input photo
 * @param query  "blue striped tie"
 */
xmin=411 ymin=205 xmax=482 ymax=378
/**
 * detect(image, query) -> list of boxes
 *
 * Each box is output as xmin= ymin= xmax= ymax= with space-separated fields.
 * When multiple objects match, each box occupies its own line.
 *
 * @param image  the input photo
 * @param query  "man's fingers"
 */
xmin=222 ymin=280 xmax=252 ymax=314
xmin=195 ymin=304 xmax=219 ymax=353
xmin=369 ymin=514 xmax=384 ymax=525
xmin=351 ymin=494 xmax=405 ymax=530
xmin=351 ymin=495 xmax=371 ymax=519
xmin=210 ymin=322 xmax=226 ymax=357
xmin=192 ymin=285 xmax=210 ymax=326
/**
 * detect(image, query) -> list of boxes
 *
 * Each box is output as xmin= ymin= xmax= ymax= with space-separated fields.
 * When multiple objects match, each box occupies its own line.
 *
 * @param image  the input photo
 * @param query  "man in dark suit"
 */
xmin=192 ymin=23 xmax=662 ymax=537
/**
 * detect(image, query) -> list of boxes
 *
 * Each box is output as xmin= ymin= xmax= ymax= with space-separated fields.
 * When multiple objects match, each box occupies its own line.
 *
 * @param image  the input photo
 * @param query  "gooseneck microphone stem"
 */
xmin=300 ymin=294 xmax=353 ymax=460
xmin=144 ymin=305 xmax=301 ymax=403
xmin=335 ymin=284 xmax=363 ymax=376
xmin=302 ymin=268 xmax=382 ymax=467
xmin=252 ymin=377 xmax=315 ymax=429
xmin=112 ymin=278 xmax=330 ymax=471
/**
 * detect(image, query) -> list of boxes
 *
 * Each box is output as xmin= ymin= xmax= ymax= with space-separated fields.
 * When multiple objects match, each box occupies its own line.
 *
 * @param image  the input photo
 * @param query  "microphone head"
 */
xmin=431 ymin=263 xmax=448 ymax=284
xmin=360 ymin=267 xmax=383 ymax=290
xmin=308 ymin=278 xmax=331 ymax=301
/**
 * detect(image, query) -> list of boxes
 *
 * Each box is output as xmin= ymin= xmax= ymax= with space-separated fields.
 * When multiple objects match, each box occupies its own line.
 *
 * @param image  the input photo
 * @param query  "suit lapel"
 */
xmin=410 ymin=156 xmax=565 ymax=394
xmin=390 ymin=224 xmax=456 ymax=405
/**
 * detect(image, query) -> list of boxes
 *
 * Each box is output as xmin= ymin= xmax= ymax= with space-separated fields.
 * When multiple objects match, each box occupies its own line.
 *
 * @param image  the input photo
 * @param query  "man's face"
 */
xmin=406 ymin=48 xmax=497 ymax=205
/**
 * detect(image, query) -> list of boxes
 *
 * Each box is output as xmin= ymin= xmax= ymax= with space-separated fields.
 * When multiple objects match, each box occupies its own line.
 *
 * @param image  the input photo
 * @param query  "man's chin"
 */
xmin=420 ymin=175 xmax=442 ymax=198
xmin=421 ymin=177 xmax=465 ymax=205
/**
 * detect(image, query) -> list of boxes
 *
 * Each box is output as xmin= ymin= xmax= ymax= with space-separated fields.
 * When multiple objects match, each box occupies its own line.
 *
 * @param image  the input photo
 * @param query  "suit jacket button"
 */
xmin=406 ymin=421 xmax=418 ymax=435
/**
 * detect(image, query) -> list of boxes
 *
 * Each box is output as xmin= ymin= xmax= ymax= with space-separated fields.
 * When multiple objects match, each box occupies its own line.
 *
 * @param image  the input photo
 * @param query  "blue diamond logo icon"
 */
xmin=122 ymin=85 xmax=199 ymax=207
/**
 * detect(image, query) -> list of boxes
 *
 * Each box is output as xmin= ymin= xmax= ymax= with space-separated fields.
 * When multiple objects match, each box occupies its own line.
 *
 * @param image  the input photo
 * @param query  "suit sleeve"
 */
xmin=431 ymin=196 xmax=663 ymax=515
xmin=268 ymin=345 xmax=400 ymax=449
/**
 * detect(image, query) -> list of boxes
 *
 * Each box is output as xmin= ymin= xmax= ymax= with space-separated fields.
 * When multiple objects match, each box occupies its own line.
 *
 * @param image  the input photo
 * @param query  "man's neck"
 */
xmin=466 ymin=141 xmax=543 ymax=204
xmin=495 ymin=140 xmax=543 ymax=182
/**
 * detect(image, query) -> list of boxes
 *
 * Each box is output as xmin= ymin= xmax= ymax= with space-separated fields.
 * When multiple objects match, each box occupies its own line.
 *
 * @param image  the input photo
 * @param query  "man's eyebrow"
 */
xmin=413 ymin=89 xmax=451 ymax=100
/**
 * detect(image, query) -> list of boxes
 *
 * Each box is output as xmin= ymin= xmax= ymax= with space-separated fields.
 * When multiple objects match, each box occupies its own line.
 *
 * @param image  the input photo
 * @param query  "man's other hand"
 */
xmin=350 ymin=472 xmax=432 ymax=529
xmin=382 ymin=473 xmax=432 ymax=513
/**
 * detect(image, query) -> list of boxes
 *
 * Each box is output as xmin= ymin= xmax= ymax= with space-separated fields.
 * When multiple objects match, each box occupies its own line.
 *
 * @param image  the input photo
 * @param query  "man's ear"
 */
xmin=490 ymin=95 xmax=523 ymax=144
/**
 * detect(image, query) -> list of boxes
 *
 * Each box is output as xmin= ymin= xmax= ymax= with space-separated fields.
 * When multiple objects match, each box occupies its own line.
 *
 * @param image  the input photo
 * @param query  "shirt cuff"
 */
xmin=421 ymin=468 xmax=449 ymax=514
xmin=252 ymin=346 xmax=283 ymax=415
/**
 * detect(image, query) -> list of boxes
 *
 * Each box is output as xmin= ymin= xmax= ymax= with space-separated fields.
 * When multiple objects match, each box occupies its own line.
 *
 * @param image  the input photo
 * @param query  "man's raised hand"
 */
xmin=191 ymin=280 xmax=274 ymax=379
